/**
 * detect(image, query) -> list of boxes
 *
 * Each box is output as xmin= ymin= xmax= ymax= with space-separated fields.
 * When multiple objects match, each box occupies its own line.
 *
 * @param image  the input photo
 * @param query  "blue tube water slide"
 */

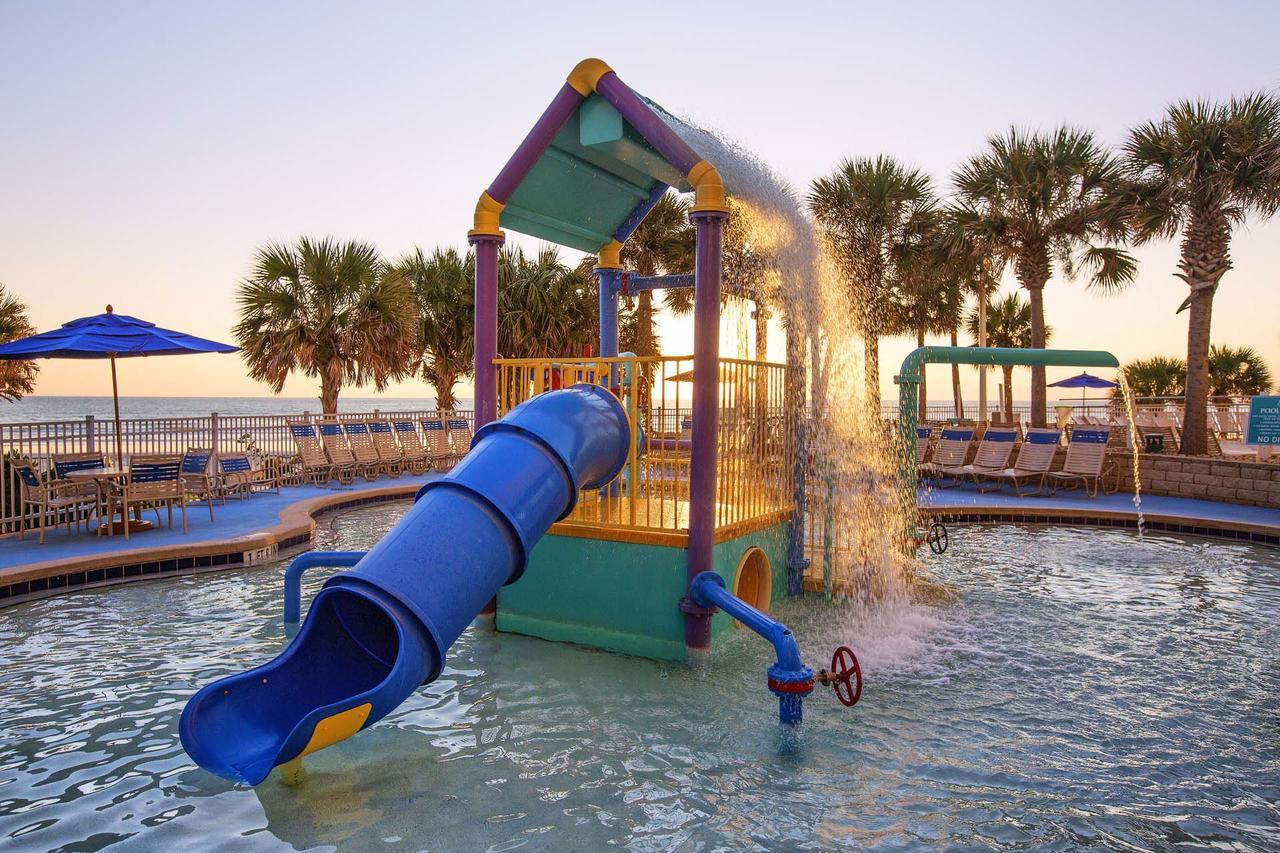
xmin=688 ymin=571 xmax=814 ymax=724
xmin=179 ymin=385 xmax=630 ymax=785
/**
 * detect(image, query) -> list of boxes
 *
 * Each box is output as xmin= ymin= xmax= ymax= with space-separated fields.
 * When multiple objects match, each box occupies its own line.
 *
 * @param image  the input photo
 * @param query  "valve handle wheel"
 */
xmin=829 ymin=645 xmax=863 ymax=707
xmin=927 ymin=522 xmax=948 ymax=555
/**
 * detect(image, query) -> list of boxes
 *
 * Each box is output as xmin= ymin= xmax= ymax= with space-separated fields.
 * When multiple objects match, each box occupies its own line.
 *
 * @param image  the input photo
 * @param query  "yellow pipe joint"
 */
xmin=688 ymin=160 xmax=728 ymax=214
xmin=469 ymin=191 xmax=505 ymax=238
xmin=595 ymin=239 xmax=624 ymax=270
xmin=566 ymin=58 xmax=613 ymax=96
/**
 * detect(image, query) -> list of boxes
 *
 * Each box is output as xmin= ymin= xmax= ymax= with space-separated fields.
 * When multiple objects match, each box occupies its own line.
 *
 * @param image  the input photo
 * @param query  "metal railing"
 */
xmin=0 ymin=408 xmax=474 ymax=535
xmin=494 ymin=355 xmax=793 ymax=536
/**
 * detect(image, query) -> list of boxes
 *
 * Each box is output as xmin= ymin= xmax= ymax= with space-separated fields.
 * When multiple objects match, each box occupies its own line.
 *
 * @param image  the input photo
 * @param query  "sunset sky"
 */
xmin=2 ymin=1 xmax=1277 ymax=405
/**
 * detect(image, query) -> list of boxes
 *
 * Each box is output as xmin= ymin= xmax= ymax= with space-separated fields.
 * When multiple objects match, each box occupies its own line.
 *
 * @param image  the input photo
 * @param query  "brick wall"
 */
xmin=1109 ymin=453 xmax=1280 ymax=509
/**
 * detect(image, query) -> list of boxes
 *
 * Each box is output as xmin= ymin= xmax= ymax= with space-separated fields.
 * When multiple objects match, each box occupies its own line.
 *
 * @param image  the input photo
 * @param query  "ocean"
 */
xmin=0 ymin=396 xmax=475 ymax=424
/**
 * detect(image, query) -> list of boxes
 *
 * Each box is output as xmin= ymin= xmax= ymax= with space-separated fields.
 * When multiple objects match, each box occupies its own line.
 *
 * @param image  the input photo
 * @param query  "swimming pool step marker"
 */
xmin=179 ymin=384 xmax=630 ymax=785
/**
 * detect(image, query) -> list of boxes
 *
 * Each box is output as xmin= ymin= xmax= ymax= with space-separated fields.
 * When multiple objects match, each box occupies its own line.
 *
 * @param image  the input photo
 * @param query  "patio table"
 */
xmin=64 ymin=467 xmax=154 ymax=535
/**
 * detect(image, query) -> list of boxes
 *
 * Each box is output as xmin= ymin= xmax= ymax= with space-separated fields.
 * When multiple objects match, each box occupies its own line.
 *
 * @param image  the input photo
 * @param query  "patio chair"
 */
xmin=975 ymin=427 xmax=1061 ymax=496
xmin=217 ymin=452 xmax=280 ymax=499
xmin=919 ymin=427 xmax=974 ymax=479
xmin=445 ymin=416 xmax=474 ymax=461
xmin=14 ymin=457 xmax=97 ymax=543
xmin=422 ymin=416 xmax=454 ymax=470
xmin=180 ymin=448 xmax=218 ymax=521
xmin=51 ymin=451 xmax=108 ymax=521
xmin=393 ymin=419 xmax=430 ymax=474
xmin=288 ymin=421 xmax=339 ymax=485
xmin=368 ymin=420 xmax=404 ymax=478
xmin=107 ymin=454 xmax=186 ymax=539
xmin=1046 ymin=429 xmax=1113 ymax=497
xmin=935 ymin=427 xmax=1018 ymax=484
xmin=915 ymin=426 xmax=932 ymax=465
xmin=341 ymin=422 xmax=384 ymax=481
xmin=318 ymin=421 xmax=361 ymax=484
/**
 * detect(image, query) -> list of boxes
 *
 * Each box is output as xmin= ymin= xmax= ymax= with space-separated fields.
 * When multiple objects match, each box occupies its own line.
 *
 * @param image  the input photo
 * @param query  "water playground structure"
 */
xmin=179 ymin=58 xmax=862 ymax=786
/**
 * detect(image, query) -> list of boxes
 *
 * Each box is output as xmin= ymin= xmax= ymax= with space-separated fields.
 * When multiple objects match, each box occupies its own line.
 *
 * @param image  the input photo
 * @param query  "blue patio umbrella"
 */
xmin=1048 ymin=371 xmax=1118 ymax=406
xmin=0 ymin=305 xmax=237 ymax=468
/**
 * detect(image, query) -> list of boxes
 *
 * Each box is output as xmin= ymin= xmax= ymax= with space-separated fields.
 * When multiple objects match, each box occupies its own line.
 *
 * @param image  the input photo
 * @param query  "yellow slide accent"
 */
xmin=299 ymin=703 xmax=372 ymax=758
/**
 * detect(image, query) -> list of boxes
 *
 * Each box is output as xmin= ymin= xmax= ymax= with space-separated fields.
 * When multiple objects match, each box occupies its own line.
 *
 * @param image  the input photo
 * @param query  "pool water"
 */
xmin=1 ymin=506 xmax=1278 ymax=850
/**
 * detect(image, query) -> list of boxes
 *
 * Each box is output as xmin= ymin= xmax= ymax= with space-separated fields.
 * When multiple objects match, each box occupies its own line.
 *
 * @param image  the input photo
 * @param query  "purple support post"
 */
xmin=487 ymin=84 xmax=584 ymax=203
xmin=594 ymin=74 xmax=702 ymax=175
xmin=470 ymin=233 xmax=504 ymax=428
xmin=680 ymin=208 xmax=728 ymax=655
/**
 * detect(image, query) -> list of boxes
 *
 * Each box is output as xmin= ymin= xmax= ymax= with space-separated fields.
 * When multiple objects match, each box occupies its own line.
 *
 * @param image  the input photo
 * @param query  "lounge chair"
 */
xmin=107 ymin=455 xmax=187 ymax=538
xmin=217 ymin=452 xmax=280 ymax=498
xmin=319 ymin=420 xmax=363 ymax=484
xmin=919 ymin=427 xmax=975 ymax=479
xmin=180 ymin=448 xmax=218 ymax=521
xmin=915 ymin=426 xmax=932 ymax=465
xmin=445 ymin=416 xmax=473 ymax=461
xmin=393 ymin=419 xmax=430 ymax=473
xmin=368 ymin=420 xmax=404 ymax=478
xmin=288 ymin=421 xmax=339 ymax=484
xmin=1046 ymin=428 xmax=1113 ymax=497
xmin=422 ymin=416 xmax=454 ymax=470
xmin=976 ymin=427 xmax=1061 ymax=495
xmin=14 ymin=457 xmax=97 ymax=543
xmin=935 ymin=427 xmax=1018 ymax=484
xmin=341 ymin=422 xmax=383 ymax=481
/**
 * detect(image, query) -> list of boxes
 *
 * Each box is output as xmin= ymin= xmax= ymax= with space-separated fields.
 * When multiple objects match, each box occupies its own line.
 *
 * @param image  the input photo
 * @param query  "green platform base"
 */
xmin=496 ymin=522 xmax=790 ymax=661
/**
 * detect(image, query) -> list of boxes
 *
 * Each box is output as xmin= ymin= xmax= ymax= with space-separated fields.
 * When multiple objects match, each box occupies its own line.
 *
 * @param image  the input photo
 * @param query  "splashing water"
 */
xmin=656 ymin=108 xmax=929 ymax=662
xmin=1116 ymin=373 xmax=1146 ymax=537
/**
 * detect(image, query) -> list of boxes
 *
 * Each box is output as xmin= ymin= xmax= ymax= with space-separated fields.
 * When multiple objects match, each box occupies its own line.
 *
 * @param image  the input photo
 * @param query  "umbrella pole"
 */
xmin=110 ymin=353 xmax=123 ymax=470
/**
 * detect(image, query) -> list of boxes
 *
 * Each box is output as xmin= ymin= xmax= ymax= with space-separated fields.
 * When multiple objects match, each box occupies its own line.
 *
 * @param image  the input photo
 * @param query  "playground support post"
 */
xmin=470 ymin=233 xmax=504 ymax=428
xmin=680 ymin=208 xmax=727 ymax=656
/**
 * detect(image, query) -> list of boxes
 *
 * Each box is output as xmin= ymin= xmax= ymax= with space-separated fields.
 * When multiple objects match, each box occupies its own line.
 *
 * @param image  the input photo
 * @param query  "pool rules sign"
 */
xmin=1246 ymin=396 xmax=1280 ymax=446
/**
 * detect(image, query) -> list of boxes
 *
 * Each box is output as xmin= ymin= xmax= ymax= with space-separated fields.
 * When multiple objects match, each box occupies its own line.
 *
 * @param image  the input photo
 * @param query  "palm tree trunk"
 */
xmin=916 ymin=328 xmax=927 ymax=422
xmin=950 ymin=327 xmax=964 ymax=418
xmin=1001 ymin=365 xmax=1014 ymax=423
xmin=320 ymin=377 xmax=340 ymax=415
xmin=864 ymin=331 xmax=880 ymax=410
xmin=1178 ymin=208 xmax=1231 ymax=456
xmin=636 ymin=290 xmax=655 ymax=357
xmin=977 ymin=287 xmax=988 ymax=423
xmin=1026 ymin=283 xmax=1047 ymax=427
xmin=431 ymin=369 xmax=458 ymax=411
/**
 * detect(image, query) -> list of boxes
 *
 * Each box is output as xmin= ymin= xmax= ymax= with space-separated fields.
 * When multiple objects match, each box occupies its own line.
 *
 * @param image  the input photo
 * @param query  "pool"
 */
xmin=2 ymin=505 xmax=1278 ymax=850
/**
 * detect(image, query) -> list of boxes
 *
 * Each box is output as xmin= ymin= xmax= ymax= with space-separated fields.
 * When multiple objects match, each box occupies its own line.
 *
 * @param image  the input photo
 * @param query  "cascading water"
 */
xmin=655 ymin=107 xmax=939 ymax=661
xmin=1116 ymin=374 xmax=1147 ymax=537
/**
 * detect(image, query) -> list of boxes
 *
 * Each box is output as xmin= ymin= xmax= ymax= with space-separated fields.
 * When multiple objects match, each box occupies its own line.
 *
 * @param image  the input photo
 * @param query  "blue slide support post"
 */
xmin=283 ymin=551 xmax=366 ymax=624
xmin=688 ymin=571 xmax=814 ymax=725
xmin=180 ymin=385 xmax=630 ymax=785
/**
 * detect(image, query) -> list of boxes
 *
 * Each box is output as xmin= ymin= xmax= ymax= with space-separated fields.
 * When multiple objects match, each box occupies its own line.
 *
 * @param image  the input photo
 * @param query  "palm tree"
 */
xmin=939 ymin=211 xmax=1004 ymax=421
xmin=1115 ymin=355 xmax=1186 ymax=400
xmin=965 ymin=293 xmax=1049 ymax=422
xmin=0 ymin=284 xmax=38 ymax=402
xmin=396 ymin=247 xmax=474 ymax=410
xmin=1117 ymin=94 xmax=1280 ymax=453
xmin=619 ymin=192 xmax=695 ymax=357
xmin=498 ymin=246 xmax=597 ymax=359
xmin=952 ymin=127 xmax=1137 ymax=426
xmin=1208 ymin=345 xmax=1273 ymax=399
xmin=234 ymin=238 xmax=419 ymax=413
xmin=809 ymin=156 xmax=937 ymax=406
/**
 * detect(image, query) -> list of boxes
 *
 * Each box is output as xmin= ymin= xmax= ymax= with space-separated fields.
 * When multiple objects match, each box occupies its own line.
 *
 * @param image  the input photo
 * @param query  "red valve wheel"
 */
xmin=830 ymin=645 xmax=863 ymax=707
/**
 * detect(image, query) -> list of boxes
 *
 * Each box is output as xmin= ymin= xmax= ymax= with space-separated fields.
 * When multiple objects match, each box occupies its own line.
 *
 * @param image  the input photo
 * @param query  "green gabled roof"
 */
xmin=501 ymin=95 xmax=690 ymax=253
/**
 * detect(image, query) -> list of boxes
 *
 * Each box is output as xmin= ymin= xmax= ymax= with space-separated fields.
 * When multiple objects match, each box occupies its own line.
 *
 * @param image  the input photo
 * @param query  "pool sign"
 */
xmin=1245 ymin=396 xmax=1280 ymax=445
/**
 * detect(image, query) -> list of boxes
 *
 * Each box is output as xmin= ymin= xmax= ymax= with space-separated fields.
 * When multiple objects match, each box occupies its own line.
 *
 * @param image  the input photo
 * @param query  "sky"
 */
xmin=2 ymin=1 xmax=1278 ymax=406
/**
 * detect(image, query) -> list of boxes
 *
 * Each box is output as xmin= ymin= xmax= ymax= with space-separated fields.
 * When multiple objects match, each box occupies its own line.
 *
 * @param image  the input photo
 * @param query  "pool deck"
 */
xmin=0 ymin=473 xmax=1276 ymax=608
xmin=0 ymin=473 xmax=438 ymax=605
xmin=920 ymin=485 xmax=1280 ymax=544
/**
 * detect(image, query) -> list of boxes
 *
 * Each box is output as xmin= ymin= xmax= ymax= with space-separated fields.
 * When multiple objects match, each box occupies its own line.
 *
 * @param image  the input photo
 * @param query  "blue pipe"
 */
xmin=689 ymin=571 xmax=814 ymax=725
xmin=180 ymin=385 xmax=630 ymax=785
xmin=283 ymin=551 xmax=366 ymax=624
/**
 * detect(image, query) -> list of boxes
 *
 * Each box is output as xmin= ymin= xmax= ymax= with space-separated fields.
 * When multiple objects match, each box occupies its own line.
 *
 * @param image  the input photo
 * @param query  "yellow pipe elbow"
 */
xmin=688 ymin=160 xmax=729 ymax=214
xmin=595 ymin=239 xmax=624 ymax=270
xmin=566 ymin=58 xmax=613 ymax=96
xmin=468 ymin=191 xmax=505 ymax=238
